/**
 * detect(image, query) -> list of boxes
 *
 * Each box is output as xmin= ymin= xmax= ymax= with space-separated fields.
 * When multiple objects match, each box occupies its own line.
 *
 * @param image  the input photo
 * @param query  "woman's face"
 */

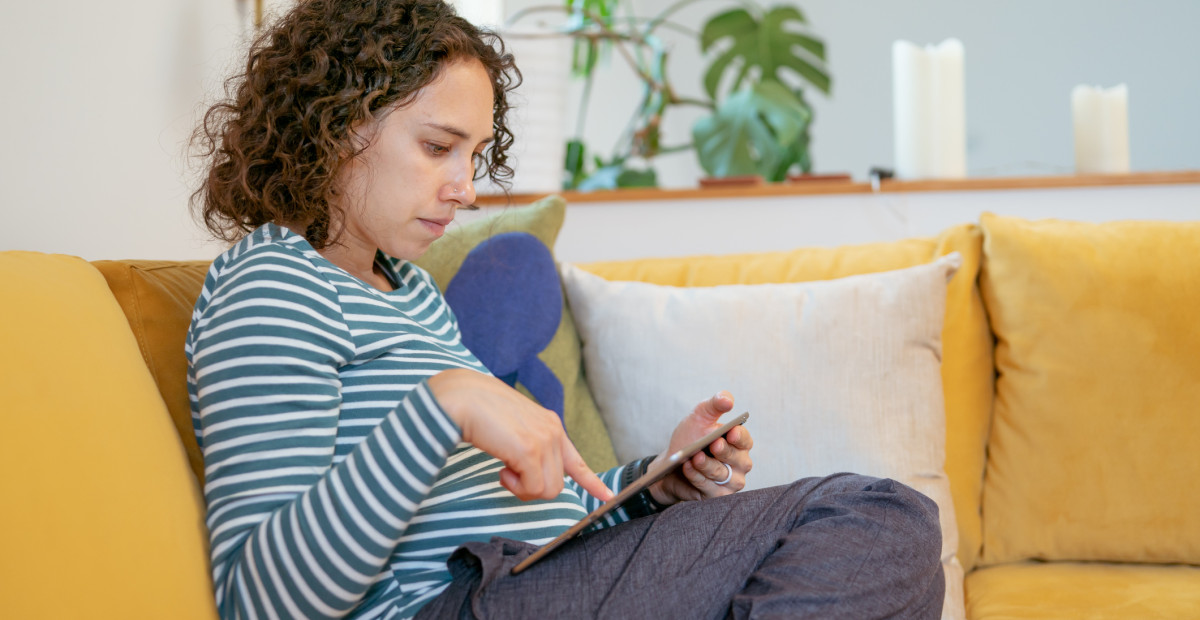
xmin=332 ymin=57 xmax=495 ymax=261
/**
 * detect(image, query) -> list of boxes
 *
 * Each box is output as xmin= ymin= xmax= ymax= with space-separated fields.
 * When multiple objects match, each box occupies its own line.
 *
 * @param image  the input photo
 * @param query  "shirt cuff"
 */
xmin=618 ymin=455 xmax=670 ymax=519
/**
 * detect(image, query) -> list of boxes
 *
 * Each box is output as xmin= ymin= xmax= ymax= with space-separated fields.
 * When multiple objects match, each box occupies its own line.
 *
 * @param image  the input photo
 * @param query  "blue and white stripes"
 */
xmin=186 ymin=224 xmax=631 ymax=619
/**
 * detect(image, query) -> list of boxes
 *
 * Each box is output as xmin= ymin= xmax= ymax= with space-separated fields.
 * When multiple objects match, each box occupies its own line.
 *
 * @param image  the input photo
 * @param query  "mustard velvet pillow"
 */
xmin=415 ymin=195 xmax=618 ymax=471
xmin=0 ymin=252 xmax=216 ymax=619
xmin=979 ymin=213 xmax=1200 ymax=565
xmin=93 ymin=260 xmax=211 ymax=487
xmin=581 ymin=224 xmax=994 ymax=572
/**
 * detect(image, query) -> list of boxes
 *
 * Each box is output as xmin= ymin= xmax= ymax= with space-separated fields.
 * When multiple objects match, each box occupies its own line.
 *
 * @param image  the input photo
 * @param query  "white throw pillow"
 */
xmin=561 ymin=253 xmax=965 ymax=620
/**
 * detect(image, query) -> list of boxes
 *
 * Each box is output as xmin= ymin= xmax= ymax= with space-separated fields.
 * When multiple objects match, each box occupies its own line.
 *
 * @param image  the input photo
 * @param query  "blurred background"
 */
xmin=1 ymin=0 xmax=1196 ymax=259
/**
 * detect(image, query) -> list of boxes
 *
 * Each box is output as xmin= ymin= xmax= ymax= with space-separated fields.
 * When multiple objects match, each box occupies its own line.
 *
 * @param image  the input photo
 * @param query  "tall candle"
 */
xmin=893 ymin=39 xmax=966 ymax=179
xmin=1072 ymin=84 xmax=1130 ymax=175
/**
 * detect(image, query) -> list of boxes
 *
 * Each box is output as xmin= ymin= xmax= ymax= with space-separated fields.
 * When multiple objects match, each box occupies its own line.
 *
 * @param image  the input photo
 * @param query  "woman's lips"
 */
xmin=419 ymin=218 xmax=451 ymax=236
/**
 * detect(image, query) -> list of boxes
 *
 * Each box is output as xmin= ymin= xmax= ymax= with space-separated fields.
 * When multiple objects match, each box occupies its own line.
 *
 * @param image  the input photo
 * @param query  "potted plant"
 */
xmin=507 ymin=0 xmax=832 ymax=189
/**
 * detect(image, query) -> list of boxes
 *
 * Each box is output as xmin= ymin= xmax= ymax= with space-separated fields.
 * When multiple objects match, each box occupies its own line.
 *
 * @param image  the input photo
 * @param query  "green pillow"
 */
xmin=414 ymin=196 xmax=618 ymax=471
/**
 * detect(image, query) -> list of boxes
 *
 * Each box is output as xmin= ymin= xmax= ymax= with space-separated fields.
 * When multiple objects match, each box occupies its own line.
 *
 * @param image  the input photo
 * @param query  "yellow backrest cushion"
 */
xmin=580 ymin=224 xmax=994 ymax=571
xmin=0 ymin=252 xmax=217 ymax=619
xmin=979 ymin=214 xmax=1200 ymax=565
xmin=93 ymin=260 xmax=211 ymax=487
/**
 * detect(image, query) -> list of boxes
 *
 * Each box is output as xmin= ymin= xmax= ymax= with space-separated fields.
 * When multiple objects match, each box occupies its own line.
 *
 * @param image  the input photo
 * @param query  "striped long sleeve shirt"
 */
xmin=186 ymin=224 xmax=642 ymax=619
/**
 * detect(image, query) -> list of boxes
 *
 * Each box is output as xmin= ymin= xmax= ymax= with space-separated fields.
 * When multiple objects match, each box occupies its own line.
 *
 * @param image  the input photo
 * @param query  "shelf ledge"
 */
xmin=474 ymin=170 xmax=1200 ymax=206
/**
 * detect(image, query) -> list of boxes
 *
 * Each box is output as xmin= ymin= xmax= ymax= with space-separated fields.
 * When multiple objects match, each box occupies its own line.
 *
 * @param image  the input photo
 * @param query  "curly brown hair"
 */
xmin=191 ymin=0 xmax=519 ymax=249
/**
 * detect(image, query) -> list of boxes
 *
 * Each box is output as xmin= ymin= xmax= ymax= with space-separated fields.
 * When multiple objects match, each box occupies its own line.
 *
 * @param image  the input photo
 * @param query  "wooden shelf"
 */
xmin=878 ymin=170 xmax=1200 ymax=193
xmin=474 ymin=170 xmax=1200 ymax=207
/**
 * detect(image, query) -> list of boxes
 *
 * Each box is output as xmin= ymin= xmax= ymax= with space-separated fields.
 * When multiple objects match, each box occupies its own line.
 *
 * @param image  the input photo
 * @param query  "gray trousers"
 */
xmin=416 ymin=473 xmax=945 ymax=620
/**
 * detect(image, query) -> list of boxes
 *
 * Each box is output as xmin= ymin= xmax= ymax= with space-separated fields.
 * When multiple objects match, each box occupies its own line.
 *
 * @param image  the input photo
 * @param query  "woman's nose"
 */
xmin=441 ymin=179 xmax=475 ymax=207
xmin=442 ymin=163 xmax=477 ymax=206
xmin=456 ymin=177 xmax=476 ymax=206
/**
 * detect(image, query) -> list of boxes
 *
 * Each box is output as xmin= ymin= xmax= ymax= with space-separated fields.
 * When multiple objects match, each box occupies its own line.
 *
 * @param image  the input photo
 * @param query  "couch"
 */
xmin=2 ymin=197 xmax=1198 ymax=619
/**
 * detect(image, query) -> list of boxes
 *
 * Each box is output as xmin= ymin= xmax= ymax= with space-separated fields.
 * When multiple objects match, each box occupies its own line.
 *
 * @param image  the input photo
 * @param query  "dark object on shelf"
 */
xmin=869 ymin=167 xmax=895 ymax=181
xmin=699 ymin=175 xmax=767 ymax=188
xmin=786 ymin=173 xmax=853 ymax=183
xmin=868 ymin=167 xmax=895 ymax=191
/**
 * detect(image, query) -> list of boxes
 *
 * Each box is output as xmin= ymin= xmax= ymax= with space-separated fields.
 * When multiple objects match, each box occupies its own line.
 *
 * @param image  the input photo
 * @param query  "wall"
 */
xmin=0 ymin=0 xmax=284 ymax=260
xmin=1 ymin=0 xmax=1196 ymax=261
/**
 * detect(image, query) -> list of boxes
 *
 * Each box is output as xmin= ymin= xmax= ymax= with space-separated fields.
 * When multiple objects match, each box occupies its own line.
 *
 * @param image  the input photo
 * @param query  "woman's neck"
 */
xmin=323 ymin=242 xmax=393 ymax=292
xmin=278 ymin=219 xmax=393 ymax=292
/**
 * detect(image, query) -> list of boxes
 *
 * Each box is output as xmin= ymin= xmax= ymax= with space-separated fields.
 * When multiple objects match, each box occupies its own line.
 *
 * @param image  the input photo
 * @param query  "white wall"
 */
xmin=0 ymin=0 xmax=289 ymax=260
xmin=1 ymin=0 xmax=1196 ymax=261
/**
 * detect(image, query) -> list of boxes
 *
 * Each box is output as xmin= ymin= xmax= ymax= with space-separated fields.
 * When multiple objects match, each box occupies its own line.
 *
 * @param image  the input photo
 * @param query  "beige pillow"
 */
xmin=561 ymin=254 xmax=965 ymax=620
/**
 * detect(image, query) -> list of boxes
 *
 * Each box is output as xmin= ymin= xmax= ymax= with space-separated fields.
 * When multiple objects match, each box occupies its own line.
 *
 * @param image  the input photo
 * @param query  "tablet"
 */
xmin=511 ymin=411 xmax=750 ymax=574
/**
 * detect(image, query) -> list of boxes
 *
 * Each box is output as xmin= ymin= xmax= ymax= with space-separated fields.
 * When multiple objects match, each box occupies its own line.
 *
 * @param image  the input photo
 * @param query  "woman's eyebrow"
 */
xmin=423 ymin=122 xmax=494 ymax=144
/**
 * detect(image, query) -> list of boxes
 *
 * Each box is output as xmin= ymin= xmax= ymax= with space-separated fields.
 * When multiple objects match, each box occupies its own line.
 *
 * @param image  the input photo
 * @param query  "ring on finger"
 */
xmin=714 ymin=462 xmax=734 ymax=486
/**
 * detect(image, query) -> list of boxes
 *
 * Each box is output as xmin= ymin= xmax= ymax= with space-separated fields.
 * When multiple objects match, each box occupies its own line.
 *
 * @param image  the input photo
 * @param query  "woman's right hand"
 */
xmin=427 ymin=368 xmax=613 ymax=503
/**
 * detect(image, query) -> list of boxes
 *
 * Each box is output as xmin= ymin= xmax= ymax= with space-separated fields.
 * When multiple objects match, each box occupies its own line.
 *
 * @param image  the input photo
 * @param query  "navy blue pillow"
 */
xmin=444 ymin=232 xmax=565 ymax=420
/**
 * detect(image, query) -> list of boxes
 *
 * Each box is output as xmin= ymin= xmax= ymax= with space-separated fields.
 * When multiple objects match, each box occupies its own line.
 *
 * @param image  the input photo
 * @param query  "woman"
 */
xmin=188 ymin=1 xmax=944 ymax=618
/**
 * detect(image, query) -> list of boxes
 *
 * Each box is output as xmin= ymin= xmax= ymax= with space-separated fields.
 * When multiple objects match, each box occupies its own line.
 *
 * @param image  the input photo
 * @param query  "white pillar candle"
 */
xmin=1072 ymin=84 xmax=1130 ymax=175
xmin=892 ymin=39 xmax=967 ymax=179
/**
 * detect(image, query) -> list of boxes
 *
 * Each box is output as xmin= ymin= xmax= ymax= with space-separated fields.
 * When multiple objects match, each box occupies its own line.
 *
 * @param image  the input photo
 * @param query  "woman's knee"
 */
xmin=864 ymin=477 xmax=942 ymax=558
xmin=787 ymin=472 xmax=911 ymax=504
xmin=791 ymin=473 xmax=941 ymax=549
xmin=883 ymin=479 xmax=941 ymax=548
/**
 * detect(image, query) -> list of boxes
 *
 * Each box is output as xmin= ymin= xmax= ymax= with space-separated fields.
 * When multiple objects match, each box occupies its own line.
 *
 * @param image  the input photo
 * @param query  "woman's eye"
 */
xmin=426 ymin=143 xmax=450 ymax=156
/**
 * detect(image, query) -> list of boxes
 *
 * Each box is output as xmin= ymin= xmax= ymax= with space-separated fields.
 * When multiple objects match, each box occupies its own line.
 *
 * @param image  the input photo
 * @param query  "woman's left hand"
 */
xmin=647 ymin=391 xmax=754 ymax=506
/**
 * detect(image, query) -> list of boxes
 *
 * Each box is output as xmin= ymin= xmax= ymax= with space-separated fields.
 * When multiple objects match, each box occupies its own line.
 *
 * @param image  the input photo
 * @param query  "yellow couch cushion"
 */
xmin=965 ymin=562 xmax=1200 ymax=619
xmin=979 ymin=214 xmax=1200 ymax=565
xmin=0 ymin=252 xmax=217 ymax=619
xmin=93 ymin=260 xmax=211 ymax=487
xmin=580 ymin=224 xmax=994 ymax=572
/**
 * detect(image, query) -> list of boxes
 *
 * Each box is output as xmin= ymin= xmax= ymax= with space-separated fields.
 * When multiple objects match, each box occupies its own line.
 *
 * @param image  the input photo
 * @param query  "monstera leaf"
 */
xmin=692 ymin=80 xmax=811 ymax=180
xmin=769 ymin=87 xmax=814 ymax=178
xmin=700 ymin=5 xmax=831 ymax=100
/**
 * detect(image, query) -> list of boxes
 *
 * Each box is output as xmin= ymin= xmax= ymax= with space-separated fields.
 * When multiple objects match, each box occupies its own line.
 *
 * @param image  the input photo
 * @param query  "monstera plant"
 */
xmin=509 ymin=0 xmax=830 ymax=189
xmin=692 ymin=5 xmax=831 ymax=181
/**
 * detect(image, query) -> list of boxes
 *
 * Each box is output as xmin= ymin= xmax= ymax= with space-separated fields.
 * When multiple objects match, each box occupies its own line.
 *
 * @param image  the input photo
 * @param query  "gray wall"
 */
xmin=507 ymin=0 xmax=1200 ymax=187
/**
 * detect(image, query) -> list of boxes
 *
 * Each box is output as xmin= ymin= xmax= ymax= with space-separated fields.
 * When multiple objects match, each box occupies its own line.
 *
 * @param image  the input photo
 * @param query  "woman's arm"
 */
xmin=426 ymin=368 xmax=613 ymax=502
